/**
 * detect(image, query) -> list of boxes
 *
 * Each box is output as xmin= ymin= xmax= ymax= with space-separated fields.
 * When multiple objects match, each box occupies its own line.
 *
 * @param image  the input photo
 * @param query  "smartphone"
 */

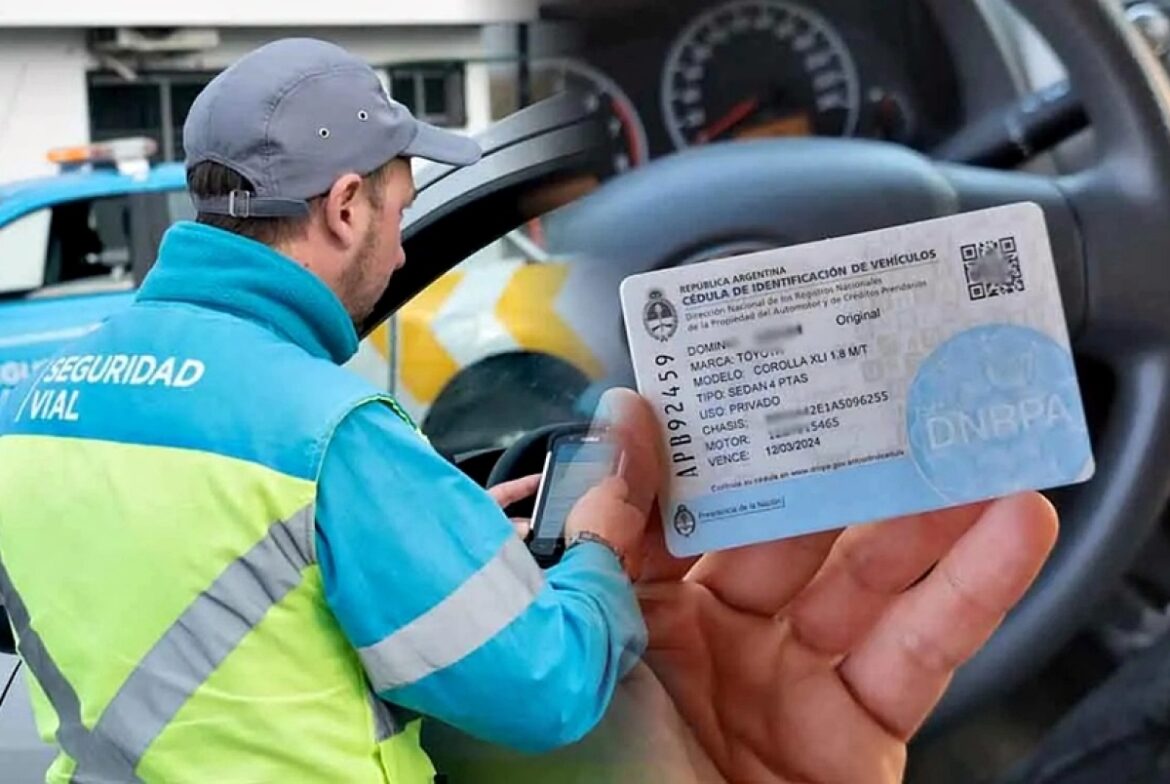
xmin=527 ymin=432 xmax=621 ymax=565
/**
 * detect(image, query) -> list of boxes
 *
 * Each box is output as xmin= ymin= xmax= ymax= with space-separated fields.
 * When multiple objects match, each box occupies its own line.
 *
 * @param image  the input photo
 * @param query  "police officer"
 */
xmin=0 ymin=39 xmax=656 ymax=783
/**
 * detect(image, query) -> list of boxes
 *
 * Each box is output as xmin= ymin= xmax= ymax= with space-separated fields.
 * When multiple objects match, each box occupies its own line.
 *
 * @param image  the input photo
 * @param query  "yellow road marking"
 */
xmin=398 ymin=272 xmax=464 ymax=404
xmin=496 ymin=264 xmax=603 ymax=379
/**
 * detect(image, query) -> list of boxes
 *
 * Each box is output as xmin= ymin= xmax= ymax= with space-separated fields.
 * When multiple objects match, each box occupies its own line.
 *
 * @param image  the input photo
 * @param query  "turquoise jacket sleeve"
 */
xmin=315 ymin=401 xmax=647 ymax=753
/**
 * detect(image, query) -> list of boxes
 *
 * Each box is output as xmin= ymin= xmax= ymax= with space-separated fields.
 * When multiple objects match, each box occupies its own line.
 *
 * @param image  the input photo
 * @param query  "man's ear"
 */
xmin=322 ymin=173 xmax=366 ymax=248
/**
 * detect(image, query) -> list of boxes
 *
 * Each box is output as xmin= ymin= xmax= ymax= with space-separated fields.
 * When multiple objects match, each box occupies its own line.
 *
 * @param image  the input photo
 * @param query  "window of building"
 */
xmin=386 ymin=63 xmax=467 ymax=128
xmin=89 ymin=73 xmax=217 ymax=162
xmin=89 ymin=62 xmax=468 ymax=161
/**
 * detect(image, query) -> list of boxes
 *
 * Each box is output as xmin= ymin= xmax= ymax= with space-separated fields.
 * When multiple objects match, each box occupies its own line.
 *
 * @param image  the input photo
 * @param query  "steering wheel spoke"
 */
xmin=1056 ymin=164 xmax=1170 ymax=360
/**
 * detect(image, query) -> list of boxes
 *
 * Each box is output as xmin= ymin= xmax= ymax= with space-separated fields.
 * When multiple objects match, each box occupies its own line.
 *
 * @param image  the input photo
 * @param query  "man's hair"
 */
xmin=187 ymin=160 xmax=394 ymax=247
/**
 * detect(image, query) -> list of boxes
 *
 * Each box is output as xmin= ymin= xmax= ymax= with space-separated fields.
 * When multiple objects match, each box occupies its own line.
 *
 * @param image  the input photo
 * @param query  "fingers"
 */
xmin=686 ymin=530 xmax=841 ymax=617
xmin=787 ymin=502 xmax=988 ymax=656
xmin=838 ymin=492 xmax=1059 ymax=739
xmin=578 ymin=388 xmax=665 ymax=579
xmin=564 ymin=476 xmax=648 ymax=572
xmin=638 ymin=501 xmax=699 ymax=584
xmin=487 ymin=474 xmax=542 ymax=509
xmin=591 ymin=388 xmax=664 ymax=517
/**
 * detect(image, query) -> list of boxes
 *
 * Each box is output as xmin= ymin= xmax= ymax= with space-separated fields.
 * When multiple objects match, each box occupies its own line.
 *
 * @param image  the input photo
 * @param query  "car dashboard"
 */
xmin=537 ymin=0 xmax=967 ymax=177
xmin=534 ymin=0 xmax=1170 ymax=182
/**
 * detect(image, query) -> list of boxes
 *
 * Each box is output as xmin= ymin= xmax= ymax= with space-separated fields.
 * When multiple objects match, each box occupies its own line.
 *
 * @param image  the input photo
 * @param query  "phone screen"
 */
xmin=529 ymin=436 xmax=617 ymax=557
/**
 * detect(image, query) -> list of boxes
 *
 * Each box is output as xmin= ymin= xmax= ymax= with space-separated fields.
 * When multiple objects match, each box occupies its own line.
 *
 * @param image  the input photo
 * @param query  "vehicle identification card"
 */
xmin=620 ymin=203 xmax=1094 ymax=556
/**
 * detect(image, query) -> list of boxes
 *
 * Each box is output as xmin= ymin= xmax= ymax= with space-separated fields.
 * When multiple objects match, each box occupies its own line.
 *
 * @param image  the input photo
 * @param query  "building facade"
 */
xmin=0 ymin=1 xmax=538 ymax=181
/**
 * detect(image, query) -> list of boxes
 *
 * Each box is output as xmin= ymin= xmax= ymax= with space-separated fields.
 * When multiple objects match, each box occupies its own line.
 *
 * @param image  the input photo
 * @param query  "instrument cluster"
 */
xmin=533 ymin=0 xmax=964 ymax=175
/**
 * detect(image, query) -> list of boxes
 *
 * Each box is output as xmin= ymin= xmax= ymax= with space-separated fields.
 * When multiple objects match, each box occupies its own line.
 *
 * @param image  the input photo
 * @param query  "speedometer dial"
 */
xmin=661 ymin=0 xmax=861 ymax=150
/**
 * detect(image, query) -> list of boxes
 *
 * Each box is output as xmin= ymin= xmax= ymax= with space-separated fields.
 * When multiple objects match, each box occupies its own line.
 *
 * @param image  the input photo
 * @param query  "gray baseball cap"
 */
xmin=184 ymin=38 xmax=483 ymax=218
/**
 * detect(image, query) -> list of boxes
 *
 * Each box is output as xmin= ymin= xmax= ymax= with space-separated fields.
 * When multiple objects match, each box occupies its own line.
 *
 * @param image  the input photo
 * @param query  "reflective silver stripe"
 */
xmin=0 ymin=504 xmax=317 ymax=783
xmin=368 ymin=691 xmax=397 ymax=742
xmin=367 ymin=691 xmax=426 ymax=744
xmin=0 ymin=553 xmax=141 ymax=783
xmin=87 ymin=505 xmax=316 ymax=773
xmin=367 ymin=693 xmax=423 ymax=744
xmin=359 ymin=536 xmax=545 ymax=692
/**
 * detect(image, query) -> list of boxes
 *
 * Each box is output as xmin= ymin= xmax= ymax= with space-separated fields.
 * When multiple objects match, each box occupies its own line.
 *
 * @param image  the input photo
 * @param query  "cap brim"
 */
xmin=403 ymin=120 xmax=483 ymax=167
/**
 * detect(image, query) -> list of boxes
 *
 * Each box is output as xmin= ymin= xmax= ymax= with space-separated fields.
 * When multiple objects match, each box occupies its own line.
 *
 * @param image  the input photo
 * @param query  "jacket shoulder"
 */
xmin=4 ymin=303 xmax=390 ymax=481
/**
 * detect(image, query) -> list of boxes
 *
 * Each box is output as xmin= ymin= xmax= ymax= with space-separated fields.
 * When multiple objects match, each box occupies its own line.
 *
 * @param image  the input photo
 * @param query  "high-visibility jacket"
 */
xmin=0 ymin=222 xmax=646 ymax=783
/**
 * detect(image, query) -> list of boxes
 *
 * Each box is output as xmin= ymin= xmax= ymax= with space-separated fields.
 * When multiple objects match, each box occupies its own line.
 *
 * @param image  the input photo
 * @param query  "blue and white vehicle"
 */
xmin=0 ymin=139 xmax=190 ymax=407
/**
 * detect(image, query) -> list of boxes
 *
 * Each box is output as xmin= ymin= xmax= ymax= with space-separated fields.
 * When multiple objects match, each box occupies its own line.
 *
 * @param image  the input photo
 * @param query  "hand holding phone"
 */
xmin=525 ymin=389 xmax=666 ymax=572
xmin=526 ymin=432 xmax=622 ymax=566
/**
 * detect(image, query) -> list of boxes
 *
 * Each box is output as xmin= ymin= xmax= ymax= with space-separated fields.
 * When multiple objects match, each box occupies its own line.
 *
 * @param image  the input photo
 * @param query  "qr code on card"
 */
xmin=960 ymin=237 xmax=1025 ymax=301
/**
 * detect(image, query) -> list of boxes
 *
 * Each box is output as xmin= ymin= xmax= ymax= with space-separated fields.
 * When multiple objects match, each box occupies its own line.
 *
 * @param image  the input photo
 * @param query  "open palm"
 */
xmin=636 ymin=494 xmax=1058 ymax=784
xmin=451 ymin=391 xmax=1059 ymax=784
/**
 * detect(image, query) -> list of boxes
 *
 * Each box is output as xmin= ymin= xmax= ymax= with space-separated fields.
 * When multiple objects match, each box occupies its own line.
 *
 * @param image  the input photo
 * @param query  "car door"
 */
xmin=374 ymin=92 xmax=619 ymax=459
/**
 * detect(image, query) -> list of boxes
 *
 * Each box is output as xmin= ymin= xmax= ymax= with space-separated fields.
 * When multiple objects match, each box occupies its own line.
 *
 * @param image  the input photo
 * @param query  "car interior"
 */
xmin=5 ymin=1 xmax=1170 ymax=781
xmin=383 ymin=0 xmax=1170 ymax=779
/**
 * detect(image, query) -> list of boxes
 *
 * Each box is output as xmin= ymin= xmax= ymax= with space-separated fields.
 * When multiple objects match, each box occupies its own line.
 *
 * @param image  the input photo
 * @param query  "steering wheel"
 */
xmin=489 ymin=0 xmax=1170 ymax=730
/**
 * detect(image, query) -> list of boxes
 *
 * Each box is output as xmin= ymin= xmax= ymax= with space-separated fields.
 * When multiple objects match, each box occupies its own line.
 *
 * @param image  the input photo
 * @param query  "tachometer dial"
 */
xmin=661 ymin=0 xmax=861 ymax=149
xmin=531 ymin=58 xmax=650 ymax=174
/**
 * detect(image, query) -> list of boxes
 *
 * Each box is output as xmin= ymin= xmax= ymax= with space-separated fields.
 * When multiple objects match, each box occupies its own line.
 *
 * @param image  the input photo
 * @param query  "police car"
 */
xmin=0 ymin=137 xmax=605 ymax=459
xmin=0 ymin=139 xmax=181 ymax=398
